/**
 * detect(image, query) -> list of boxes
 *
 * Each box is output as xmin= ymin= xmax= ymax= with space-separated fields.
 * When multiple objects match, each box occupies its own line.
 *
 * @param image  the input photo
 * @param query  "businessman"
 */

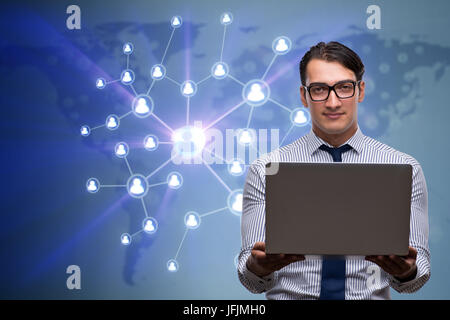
xmin=237 ymin=41 xmax=430 ymax=299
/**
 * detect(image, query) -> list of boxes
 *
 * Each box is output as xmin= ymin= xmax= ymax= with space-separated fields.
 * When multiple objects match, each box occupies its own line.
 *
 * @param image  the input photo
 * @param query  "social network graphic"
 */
xmin=82 ymin=13 xmax=313 ymax=273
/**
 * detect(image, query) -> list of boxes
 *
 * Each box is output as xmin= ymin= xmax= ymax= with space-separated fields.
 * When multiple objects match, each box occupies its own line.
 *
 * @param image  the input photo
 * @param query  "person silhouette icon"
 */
xmin=214 ymin=64 xmax=226 ymax=77
xmin=124 ymin=44 xmax=132 ymax=53
xmin=96 ymin=79 xmax=105 ymax=88
xmin=130 ymin=178 xmax=145 ymax=195
xmin=230 ymin=161 xmax=243 ymax=174
xmin=144 ymin=220 xmax=155 ymax=232
xmin=153 ymin=66 xmax=163 ymax=78
xmin=222 ymin=14 xmax=231 ymax=24
xmin=172 ymin=17 xmax=180 ymax=26
xmin=121 ymin=235 xmax=130 ymax=245
xmin=145 ymin=137 xmax=156 ymax=149
xmin=232 ymin=193 xmax=243 ymax=212
xmin=81 ymin=126 xmax=89 ymax=136
xmin=186 ymin=214 xmax=198 ymax=227
xmin=168 ymin=175 xmax=180 ymax=187
xmin=239 ymin=130 xmax=252 ymax=144
xmin=183 ymin=82 xmax=194 ymax=95
xmin=294 ymin=110 xmax=307 ymax=124
xmin=247 ymin=83 xmax=265 ymax=102
xmin=135 ymin=98 xmax=150 ymax=114
xmin=276 ymin=38 xmax=289 ymax=52
xmin=122 ymin=71 xmax=132 ymax=83
xmin=87 ymin=180 xmax=98 ymax=191
xmin=168 ymin=261 xmax=177 ymax=271
xmin=107 ymin=117 xmax=117 ymax=128
xmin=116 ymin=144 xmax=126 ymax=156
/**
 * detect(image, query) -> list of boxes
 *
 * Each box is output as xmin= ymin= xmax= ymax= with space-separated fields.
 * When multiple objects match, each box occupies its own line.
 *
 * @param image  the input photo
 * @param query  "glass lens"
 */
xmin=335 ymin=82 xmax=355 ymax=98
xmin=309 ymin=85 xmax=329 ymax=100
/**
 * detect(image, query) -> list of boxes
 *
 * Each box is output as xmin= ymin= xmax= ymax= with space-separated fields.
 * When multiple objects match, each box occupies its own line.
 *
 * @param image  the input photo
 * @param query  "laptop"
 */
xmin=265 ymin=163 xmax=412 ymax=256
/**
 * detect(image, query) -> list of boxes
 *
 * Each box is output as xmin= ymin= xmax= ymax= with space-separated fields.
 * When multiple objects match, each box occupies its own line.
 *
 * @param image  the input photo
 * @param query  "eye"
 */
xmin=311 ymin=86 xmax=326 ymax=94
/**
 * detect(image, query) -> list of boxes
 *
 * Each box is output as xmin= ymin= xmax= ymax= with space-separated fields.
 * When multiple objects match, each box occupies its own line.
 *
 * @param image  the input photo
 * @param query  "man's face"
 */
xmin=300 ymin=59 xmax=365 ymax=137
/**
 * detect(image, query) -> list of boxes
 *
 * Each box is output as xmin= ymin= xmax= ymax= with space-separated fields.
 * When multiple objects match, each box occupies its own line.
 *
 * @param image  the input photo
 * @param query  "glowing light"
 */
xmin=172 ymin=125 xmax=206 ymax=159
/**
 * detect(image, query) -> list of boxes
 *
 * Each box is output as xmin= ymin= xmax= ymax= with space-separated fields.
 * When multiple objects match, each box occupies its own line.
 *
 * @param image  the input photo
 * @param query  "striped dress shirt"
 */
xmin=238 ymin=127 xmax=430 ymax=299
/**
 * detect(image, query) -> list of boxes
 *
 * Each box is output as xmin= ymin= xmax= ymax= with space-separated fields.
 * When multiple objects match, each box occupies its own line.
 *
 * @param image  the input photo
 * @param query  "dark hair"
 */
xmin=299 ymin=41 xmax=365 ymax=86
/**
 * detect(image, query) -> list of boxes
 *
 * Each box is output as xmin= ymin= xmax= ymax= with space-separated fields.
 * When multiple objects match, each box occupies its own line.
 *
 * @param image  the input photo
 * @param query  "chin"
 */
xmin=320 ymin=124 xmax=348 ymax=135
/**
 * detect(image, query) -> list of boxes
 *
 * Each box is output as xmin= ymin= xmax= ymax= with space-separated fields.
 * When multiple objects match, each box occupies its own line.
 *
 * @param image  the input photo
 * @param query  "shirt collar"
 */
xmin=306 ymin=126 xmax=365 ymax=156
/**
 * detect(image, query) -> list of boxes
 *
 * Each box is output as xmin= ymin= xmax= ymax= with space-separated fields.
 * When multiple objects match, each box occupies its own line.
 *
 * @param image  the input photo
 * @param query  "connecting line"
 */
xmin=127 ymin=55 xmax=130 ymax=69
xmin=131 ymin=229 xmax=143 ymax=238
xmin=246 ymin=106 xmax=255 ymax=129
xmin=106 ymin=79 xmax=121 ymax=85
xmin=165 ymin=75 xmax=181 ymax=86
xmin=204 ymin=100 xmax=246 ymax=130
xmin=269 ymin=98 xmax=293 ymax=112
xmin=174 ymin=228 xmax=189 ymax=260
xmin=119 ymin=111 xmax=133 ymax=119
xmin=161 ymin=28 xmax=176 ymax=65
xmin=197 ymin=74 xmax=212 ymax=86
xmin=146 ymin=79 xmax=156 ymax=95
xmin=280 ymin=124 xmax=295 ymax=146
xmin=158 ymin=141 xmax=174 ymax=145
xmin=148 ymin=181 xmax=168 ymax=188
xmin=220 ymin=25 xmax=227 ymax=62
xmin=227 ymin=74 xmax=245 ymax=86
xmin=99 ymin=184 xmax=127 ymax=188
xmin=124 ymin=157 xmax=133 ymax=175
xmin=130 ymin=84 xmax=138 ymax=97
xmin=146 ymin=155 xmax=176 ymax=180
xmin=186 ymin=97 xmax=190 ymax=126
xmin=199 ymin=207 xmax=228 ymax=218
xmin=91 ymin=124 xmax=106 ymax=131
xmin=202 ymin=158 xmax=233 ymax=193
xmin=261 ymin=54 xmax=278 ymax=81
xmin=141 ymin=198 xmax=149 ymax=218
xmin=151 ymin=113 xmax=175 ymax=134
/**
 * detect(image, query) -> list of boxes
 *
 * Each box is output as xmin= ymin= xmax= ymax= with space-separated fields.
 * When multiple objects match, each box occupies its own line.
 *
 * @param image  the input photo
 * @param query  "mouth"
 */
xmin=323 ymin=112 xmax=344 ymax=119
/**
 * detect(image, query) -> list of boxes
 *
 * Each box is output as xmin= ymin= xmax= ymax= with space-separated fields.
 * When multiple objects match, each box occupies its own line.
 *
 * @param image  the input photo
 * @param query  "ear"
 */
xmin=357 ymin=81 xmax=365 ymax=103
xmin=300 ymin=86 xmax=308 ymax=108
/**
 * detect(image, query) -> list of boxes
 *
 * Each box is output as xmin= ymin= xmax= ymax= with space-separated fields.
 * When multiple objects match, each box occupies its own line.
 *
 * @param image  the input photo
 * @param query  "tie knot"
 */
xmin=319 ymin=144 xmax=352 ymax=162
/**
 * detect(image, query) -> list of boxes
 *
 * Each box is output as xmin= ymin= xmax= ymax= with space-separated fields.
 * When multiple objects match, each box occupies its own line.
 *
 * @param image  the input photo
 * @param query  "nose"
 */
xmin=325 ymin=89 xmax=342 ymax=109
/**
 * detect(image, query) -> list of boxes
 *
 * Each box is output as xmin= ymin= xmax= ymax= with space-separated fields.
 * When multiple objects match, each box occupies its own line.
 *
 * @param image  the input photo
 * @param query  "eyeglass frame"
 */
xmin=302 ymin=80 xmax=362 ymax=102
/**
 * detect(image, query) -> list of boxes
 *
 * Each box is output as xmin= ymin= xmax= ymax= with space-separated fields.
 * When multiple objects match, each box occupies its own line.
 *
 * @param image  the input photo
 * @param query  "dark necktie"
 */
xmin=318 ymin=143 xmax=352 ymax=300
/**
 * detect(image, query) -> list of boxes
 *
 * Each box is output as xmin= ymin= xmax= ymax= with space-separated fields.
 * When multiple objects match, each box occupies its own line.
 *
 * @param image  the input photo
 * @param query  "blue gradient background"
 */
xmin=1 ymin=0 xmax=449 ymax=299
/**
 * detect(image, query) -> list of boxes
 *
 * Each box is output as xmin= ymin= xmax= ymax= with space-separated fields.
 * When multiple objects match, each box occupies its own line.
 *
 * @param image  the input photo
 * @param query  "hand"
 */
xmin=246 ymin=242 xmax=305 ymax=277
xmin=365 ymin=246 xmax=418 ymax=282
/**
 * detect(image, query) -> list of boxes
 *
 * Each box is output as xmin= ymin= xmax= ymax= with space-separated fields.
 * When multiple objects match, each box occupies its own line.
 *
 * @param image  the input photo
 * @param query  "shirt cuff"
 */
xmin=242 ymin=263 xmax=277 ymax=292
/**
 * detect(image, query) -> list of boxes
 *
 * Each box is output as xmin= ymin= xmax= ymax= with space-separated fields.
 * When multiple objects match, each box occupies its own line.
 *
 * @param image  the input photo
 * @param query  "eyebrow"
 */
xmin=307 ymin=79 xmax=356 ymax=86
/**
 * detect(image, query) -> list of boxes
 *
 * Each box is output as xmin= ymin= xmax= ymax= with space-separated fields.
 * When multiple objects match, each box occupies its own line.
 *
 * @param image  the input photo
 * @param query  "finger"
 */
xmin=407 ymin=246 xmax=417 ymax=260
xmin=252 ymin=242 xmax=266 ymax=252
xmin=286 ymin=254 xmax=305 ymax=262
xmin=380 ymin=255 xmax=404 ymax=276
xmin=251 ymin=250 xmax=267 ymax=263
xmin=368 ymin=256 xmax=397 ymax=275
xmin=390 ymin=255 xmax=409 ymax=270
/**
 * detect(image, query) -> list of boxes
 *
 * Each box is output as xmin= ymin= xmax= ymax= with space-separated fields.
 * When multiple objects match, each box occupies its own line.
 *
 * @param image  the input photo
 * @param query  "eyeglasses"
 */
xmin=303 ymin=80 xmax=361 ymax=102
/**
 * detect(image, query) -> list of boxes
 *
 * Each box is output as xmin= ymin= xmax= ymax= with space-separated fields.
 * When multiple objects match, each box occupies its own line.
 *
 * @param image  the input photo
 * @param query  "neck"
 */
xmin=312 ymin=125 xmax=358 ymax=148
